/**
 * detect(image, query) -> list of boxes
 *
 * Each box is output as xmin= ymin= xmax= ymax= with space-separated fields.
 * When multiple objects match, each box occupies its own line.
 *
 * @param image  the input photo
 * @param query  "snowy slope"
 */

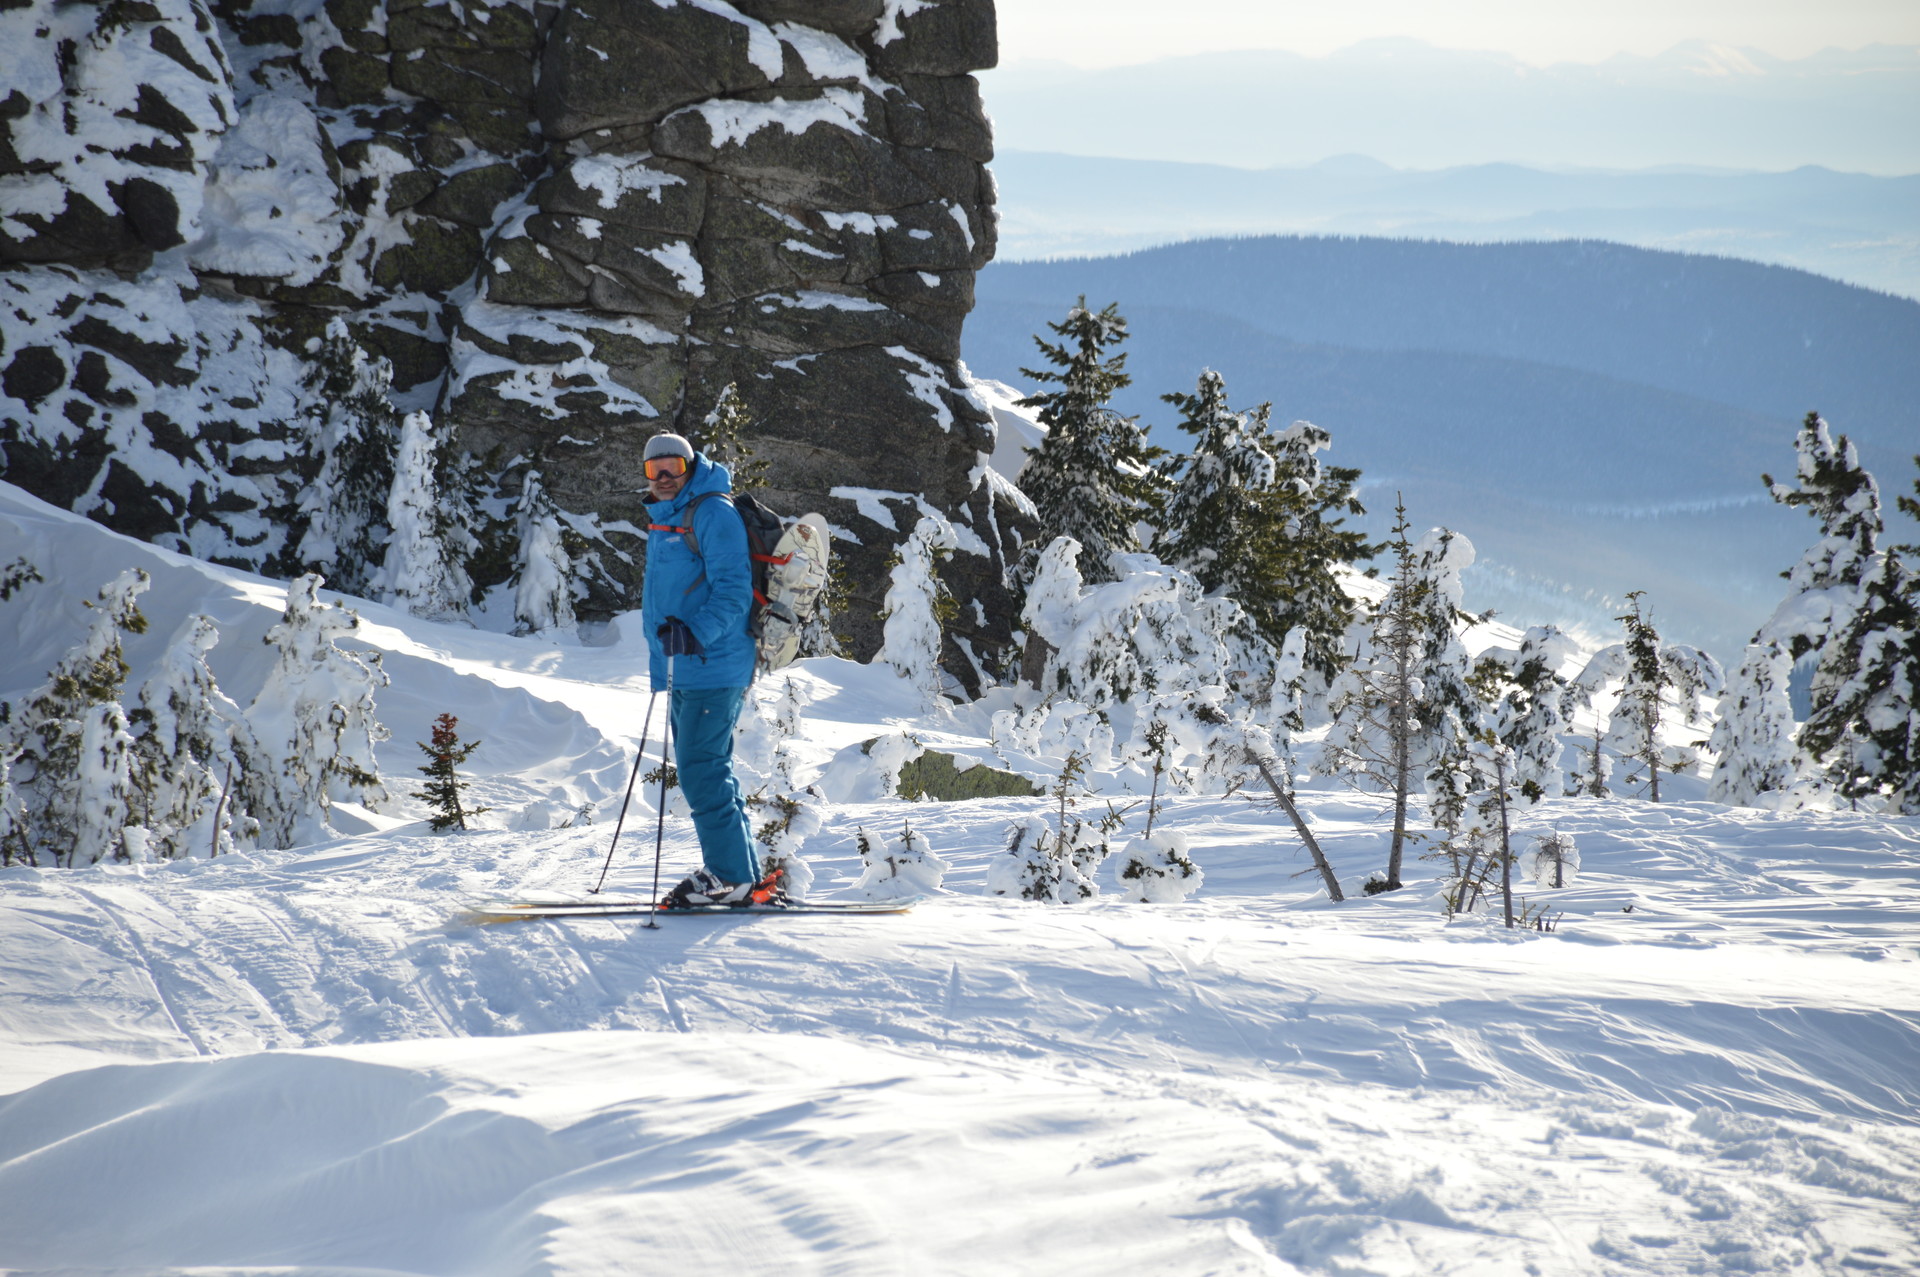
xmin=2 ymin=482 xmax=1917 ymax=1276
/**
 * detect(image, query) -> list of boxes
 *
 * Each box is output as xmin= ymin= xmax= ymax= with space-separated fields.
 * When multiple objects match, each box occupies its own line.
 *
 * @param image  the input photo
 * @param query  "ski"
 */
xmin=464 ymin=897 xmax=921 ymax=922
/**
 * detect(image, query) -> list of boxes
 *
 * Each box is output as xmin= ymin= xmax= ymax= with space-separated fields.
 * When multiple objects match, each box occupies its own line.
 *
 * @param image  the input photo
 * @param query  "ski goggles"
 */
xmin=644 ymin=455 xmax=690 ymax=480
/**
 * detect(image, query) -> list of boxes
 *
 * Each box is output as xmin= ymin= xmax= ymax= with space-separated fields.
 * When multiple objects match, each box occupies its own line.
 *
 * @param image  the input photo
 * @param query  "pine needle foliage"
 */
xmin=691 ymin=382 xmax=768 ymax=492
xmin=414 ymin=713 xmax=487 ymax=832
xmin=1017 ymin=298 xmax=1161 ymax=584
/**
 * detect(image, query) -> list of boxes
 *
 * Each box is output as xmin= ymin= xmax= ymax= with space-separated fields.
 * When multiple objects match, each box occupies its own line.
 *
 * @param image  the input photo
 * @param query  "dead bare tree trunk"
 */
xmin=1247 ymin=749 xmax=1344 ymax=903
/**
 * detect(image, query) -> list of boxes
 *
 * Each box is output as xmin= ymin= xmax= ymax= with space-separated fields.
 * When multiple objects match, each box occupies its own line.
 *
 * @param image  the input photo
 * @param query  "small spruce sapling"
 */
xmin=1113 ymin=829 xmax=1203 ymax=903
xmin=414 ymin=713 xmax=488 ymax=831
xmin=1581 ymin=592 xmax=1723 ymax=802
xmin=690 ymin=383 xmax=768 ymax=491
xmin=852 ymin=820 xmax=948 ymax=901
xmin=1529 ymin=830 xmax=1579 ymax=889
xmin=986 ymin=815 xmax=1062 ymax=901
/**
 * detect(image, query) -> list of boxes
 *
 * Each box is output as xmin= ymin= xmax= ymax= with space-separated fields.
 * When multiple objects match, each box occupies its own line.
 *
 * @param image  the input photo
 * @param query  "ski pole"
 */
xmin=643 ymin=654 xmax=676 ymax=930
xmin=589 ymin=688 xmax=659 ymax=895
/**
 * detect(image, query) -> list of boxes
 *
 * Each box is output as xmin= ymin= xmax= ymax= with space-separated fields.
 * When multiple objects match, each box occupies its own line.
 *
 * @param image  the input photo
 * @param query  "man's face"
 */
xmin=647 ymin=456 xmax=690 ymax=502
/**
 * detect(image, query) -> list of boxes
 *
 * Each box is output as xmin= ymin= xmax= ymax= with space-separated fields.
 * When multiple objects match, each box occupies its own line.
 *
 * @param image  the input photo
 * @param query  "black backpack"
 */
xmin=657 ymin=490 xmax=793 ymax=639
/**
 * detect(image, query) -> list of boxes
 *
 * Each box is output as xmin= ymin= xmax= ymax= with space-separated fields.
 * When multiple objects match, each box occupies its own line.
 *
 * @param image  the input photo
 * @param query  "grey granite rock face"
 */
xmin=2 ymin=0 xmax=1022 ymax=684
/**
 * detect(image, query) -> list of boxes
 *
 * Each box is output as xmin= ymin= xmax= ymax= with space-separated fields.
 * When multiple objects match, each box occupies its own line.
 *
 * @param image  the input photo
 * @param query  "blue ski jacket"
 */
xmin=642 ymin=454 xmax=756 ymax=690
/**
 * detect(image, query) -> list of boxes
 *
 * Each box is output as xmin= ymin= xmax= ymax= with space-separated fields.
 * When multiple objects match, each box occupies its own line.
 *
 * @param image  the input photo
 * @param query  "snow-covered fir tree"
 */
xmin=852 ymin=820 xmax=949 ymax=901
xmin=382 ymin=411 xmax=475 ymax=623
xmin=130 ymin=613 xmax=255 ymax=859
xmin=1572 ymin=592 xmax=1723 ymax=802
xmin=1800 ymin=546 xmax=1919 ymax=813
xmin=73 ymin=703 xmax=137 ymax=866
xmin=1154 ymin=369 xmax=1277 ymax=608
xmin=878 ymin=515 xmax=958 ymax=708
xmin=1113 ymin=831 xmax=1203 ymax=903
xmin=512 ymin=469 xmax=576 ymax=636
xmin=1156 ymin=376 xmax=1370 ymax=689
xmin=690 ymin=382 xmax=767 ymax=492
xmin=1706 ymin=639 xmax=1826 ymax=809
xmin=242 ymin=575 xmax=389 ymax=848
xmin=0 ymin=745 xmax=26 ymax=867
xmin=1321 ymin=501 xmax=1483 ymax=889
xmin=1755 ymin=413 xmax=1888 ymax=793
xmin=291 ymin=319 xmax=399 ymax=597
xmin=1758 ymin=412 xmax=1883 ymax=663
xmin=2 ymin=569 xmax=149 ymax=866
xmin=1475 ymin=625 xmax=1580 ymax=804
xmin=1017 ymin=298 xmax=1160 ymax=584
xmin=1264 ymin=419 xmax=1372 ymax=690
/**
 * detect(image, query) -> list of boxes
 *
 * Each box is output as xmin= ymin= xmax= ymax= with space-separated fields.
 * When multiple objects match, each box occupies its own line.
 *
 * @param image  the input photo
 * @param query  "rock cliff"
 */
xmin=1 ymin=0 xmax=1022 ymax=682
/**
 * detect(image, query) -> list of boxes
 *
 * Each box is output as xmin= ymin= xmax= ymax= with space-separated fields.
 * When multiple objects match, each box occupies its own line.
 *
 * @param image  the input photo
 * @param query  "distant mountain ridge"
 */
xmin=985 ymin=151 xmax=1920 ymax=300
xmin=963 ymin=236 xmax=1920 ymax=657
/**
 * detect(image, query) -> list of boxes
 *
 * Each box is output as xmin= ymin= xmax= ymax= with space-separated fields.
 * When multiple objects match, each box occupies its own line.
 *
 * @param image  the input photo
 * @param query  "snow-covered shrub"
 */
xmin=513 ymin=470 xmax=576 ymax=636
xmin=382 ymin=411 xmax=474 ymax=623
xmin=990 ymin=697 xmax=1115 ymax=773
xmin=986 ymin=753 xmax=1110 ymax=902
xmin=1706 ymin=640 xmax=1826 ymax=810
xmin=1528 ymin=831 xmax=1580 ymax=889
xmin=852 ymin=821 xmax=948 ymax=901
xmin=131 ymin=613 xmax=255 ymax=859
xmin=878 ymin=514 xmax=957 ymax=708
xmin=752 ymin=787 xmax=824 ymax=900
xmin=1113 ymin=831 xmax=1203 ymax=903
xmin=986 ymin=815 xmax=1093 ymax=902
xmin=242 ymin=575 xmax=389 ymax=849
xmin=1 ymin=569 xmax=150 ymax=865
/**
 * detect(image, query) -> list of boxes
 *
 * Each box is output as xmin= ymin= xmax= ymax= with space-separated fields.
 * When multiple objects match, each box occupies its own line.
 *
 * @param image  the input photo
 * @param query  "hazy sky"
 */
xmin=996 ymin=0 xmax=1920 ymax=68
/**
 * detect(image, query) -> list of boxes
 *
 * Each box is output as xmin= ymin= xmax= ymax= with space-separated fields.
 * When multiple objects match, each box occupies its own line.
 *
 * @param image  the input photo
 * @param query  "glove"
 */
xmin=657 ymin=616 xmax=703 ymax=657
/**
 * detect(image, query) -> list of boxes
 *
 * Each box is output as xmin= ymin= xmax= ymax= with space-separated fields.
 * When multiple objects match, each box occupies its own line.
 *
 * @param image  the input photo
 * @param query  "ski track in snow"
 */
xmin=4 ymin=794 xmax=1919 ymax=1275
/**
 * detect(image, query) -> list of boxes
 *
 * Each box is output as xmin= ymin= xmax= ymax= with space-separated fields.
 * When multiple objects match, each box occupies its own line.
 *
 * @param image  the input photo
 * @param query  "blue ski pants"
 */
xmin=670 ymin=683 xmax=759 ymax=885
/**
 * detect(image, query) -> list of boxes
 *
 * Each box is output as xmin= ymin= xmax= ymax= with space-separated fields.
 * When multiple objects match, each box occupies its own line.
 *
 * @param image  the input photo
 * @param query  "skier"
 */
xmin=641 ymin=432 xmax=778 ymax=907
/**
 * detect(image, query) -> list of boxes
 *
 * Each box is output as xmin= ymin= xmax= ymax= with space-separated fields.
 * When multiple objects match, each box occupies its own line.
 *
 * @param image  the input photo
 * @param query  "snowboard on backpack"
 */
xmin=757 ymin=512 xmax=831 ymax=673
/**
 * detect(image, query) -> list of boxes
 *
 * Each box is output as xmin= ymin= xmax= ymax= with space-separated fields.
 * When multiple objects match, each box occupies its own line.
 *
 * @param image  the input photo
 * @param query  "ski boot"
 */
xmin=660 ymin=868 xmax=754 ymax=909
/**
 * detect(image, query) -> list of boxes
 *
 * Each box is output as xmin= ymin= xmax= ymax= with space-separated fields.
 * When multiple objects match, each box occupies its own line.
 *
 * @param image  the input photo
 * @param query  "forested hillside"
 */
xmin=966 ymin=236 xmax=1920 ymax=655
